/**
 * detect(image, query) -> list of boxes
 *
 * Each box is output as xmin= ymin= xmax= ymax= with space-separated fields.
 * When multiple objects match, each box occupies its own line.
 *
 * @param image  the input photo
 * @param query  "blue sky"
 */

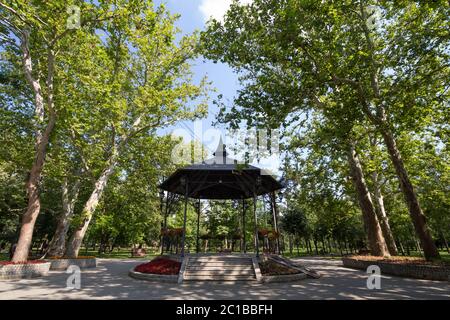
xmin=154 ymin=0 xmax=244 ymax=155
xmin=152 ymin=1 xmax=281 ymax=175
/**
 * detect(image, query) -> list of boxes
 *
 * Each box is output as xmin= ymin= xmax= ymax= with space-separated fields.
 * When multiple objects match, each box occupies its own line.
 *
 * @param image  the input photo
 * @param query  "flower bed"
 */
xmin=259 ymin=260 xmax=300 ymax=276
xmin=45 ymin=256 xmax=97 ymax=270
xmin=342 ymin=255 xmax=450 ymax=281
xmin=129 ymin=257 xmax=181 ymax=283
xmin=257 ymin=259 xmax=308 ymax=283
xmin=0 ymin=261 xmax=51 ymax=280
xmin=134 ymin=257 xmax=181 ymax=275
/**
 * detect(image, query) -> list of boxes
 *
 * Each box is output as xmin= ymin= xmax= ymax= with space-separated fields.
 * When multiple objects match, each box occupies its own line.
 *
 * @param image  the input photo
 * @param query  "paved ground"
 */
xmin=0 ymin=257 xmax=449 ymax=300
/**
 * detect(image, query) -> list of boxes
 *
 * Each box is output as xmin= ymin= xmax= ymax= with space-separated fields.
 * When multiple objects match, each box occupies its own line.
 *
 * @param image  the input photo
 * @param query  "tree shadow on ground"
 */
xmin=0 ymin=257 xmax=449 ymax=300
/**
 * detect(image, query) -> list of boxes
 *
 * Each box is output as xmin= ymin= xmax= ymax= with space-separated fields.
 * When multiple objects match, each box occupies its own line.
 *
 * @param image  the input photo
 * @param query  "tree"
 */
xmin=201 ymin=0 xmax=448 ymax=260
xmin=280 ymin=111 xmax=389 ymax=256
xmin=347 ymin=140 xmax=388 ymax=256
xmin=63 ymin=2 xmax=208 ymax=257
xmin=365 ymin=134 xmax=398 ymax=255
xmin=0 ymin=0 xmax=133 ymax=261
xmin=281 ymin=208 xmax=308 ymax=239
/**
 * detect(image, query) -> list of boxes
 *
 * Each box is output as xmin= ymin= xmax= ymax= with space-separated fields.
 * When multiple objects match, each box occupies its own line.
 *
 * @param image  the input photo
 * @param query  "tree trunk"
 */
xmin=46 ymin=178 xmax=81 ymax=257
xmin=357 ymin=4 xmax=439 ymax=260
xmin=347 ymin=142 xmax=389 ymax=257
xmin=289 ymin=235 xmax=293 ymax=254
xmin=398 ymin=240 xmax=406 ymax=256
xmin=313 ymin=238 xmax=318 ymax=255
xmin=64 ymin=159 xmax=117 ymax=258
xmin=414 ymin=236 xmax=423 ymax=256
xmin=12 ymin=41 xmax=56 ymax=262
xmin=371 ymin=169 xmax=398 ymax=256
xmin=381 ymin=130 xmax=440 ymax=260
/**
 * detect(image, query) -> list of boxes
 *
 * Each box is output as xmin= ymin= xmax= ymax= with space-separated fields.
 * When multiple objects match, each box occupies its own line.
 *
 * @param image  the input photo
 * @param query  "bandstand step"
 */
xmin=183 ymin=275 xmax=256 ymax=281
xmin=183 ymin=255 xmax=257 ymax=282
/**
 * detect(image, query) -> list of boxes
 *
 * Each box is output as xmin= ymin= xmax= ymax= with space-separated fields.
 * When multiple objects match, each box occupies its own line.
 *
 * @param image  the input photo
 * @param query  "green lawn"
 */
xmin=282 ymin=251 xmax=343 ymax=260
xmin=80 ymin=248 xmax=158 ymax=260
xmin=2 ymin=248 xmax=449 ymax=262
xmin=282 ymin=249 xmax=450 ymax=263
xmin=0 ymin=248 xmax=158 ymax=261
xmin=439 ymin=251 xmax=450 ymax=263
xmin=408 ymin=250 xmax=450 ymax=264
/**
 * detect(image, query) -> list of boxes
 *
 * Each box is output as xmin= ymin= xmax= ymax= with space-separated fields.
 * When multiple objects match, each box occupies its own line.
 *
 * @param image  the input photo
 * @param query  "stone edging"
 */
xmin=46 ymin=258 xmax=97 ymax=270
xmin=0 ymin=262 xmax=51 ymax=280
xmin=342 ymin=257 xmax=450 ymax=282
xmin=252 ymin=257 xmax=263 ymax=282
xmin=261 ymin=273 xmax=308 ymax=283
xmin=128 ymin=267 xmax=179 ymax=283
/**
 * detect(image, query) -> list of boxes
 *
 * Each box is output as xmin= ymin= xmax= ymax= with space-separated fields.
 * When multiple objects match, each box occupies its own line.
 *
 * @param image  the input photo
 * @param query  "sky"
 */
xmin=152 ymin=1 xmax=280 ymax=175
xmin=154 ymin=0 xmax=243 ymax=155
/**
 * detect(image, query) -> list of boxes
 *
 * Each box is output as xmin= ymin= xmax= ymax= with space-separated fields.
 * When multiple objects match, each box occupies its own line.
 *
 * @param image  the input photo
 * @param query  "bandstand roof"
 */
xmin=159 ymin=138 xmax=284 ymax=199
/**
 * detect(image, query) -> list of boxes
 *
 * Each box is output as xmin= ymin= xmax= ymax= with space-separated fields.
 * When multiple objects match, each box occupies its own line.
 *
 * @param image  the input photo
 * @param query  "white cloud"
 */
xmin=199 ymin=0 xmax=253 ymax=22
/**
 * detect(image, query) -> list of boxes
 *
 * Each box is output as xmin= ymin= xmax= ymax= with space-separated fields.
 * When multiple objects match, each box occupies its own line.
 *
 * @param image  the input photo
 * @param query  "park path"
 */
xmin=0 ymin=257 xmax=449 ymax=300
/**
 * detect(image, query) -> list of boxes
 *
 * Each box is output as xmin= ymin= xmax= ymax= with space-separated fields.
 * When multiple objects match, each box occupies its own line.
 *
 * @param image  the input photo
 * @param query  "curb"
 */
xmin=128 ymin=268 xmax=179 ymax=283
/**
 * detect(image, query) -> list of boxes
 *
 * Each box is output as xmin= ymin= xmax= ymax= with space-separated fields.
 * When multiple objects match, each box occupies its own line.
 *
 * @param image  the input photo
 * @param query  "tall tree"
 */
xmin=347 ymin=140 xmax=388 ymax=256
xmin=201 ymin=0 xmax=448 ymax=259
xmin=64 ymin=2 xmax=207 ymax=257
xmin=0 ymin=1 xmax=113 ymax=261
xmin=366 ymin=134 xmax=398 ymax=255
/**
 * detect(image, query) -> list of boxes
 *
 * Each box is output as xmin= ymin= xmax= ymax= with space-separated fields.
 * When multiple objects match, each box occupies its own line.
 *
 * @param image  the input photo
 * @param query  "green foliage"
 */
xmin=0 ymin=1 xmax=209 ymax=250
xmin=201 ymin=0 xmax=449 ymax=253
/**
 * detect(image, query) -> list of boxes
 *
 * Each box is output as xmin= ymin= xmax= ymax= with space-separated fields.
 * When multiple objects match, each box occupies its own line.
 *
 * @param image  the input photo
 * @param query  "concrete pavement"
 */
xmin=0 ymin=257 xmax=449 ymax=300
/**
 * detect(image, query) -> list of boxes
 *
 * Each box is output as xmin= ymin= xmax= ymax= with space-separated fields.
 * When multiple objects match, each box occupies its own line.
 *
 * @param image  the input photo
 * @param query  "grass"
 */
xmin=440 ymin=251 xmax=450 ymax=263
xmin=282 ymin=250 xmax=343 ymax=260
xmin=407 ymin=250 xmax=450 ymax=264
xmin=2 ymin=247 xmax=449 ymax=262
xmin=0 ymin=248 xmax=159 ymax=261
xmin=282 ymin=249 xmax=450 ymax=263
xmin=75 ymin=248 xmax=159 ymax=260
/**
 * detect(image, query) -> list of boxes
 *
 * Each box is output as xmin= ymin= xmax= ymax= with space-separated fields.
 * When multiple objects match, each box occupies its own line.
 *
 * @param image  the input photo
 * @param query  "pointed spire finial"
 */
xmin=213 ymin=136 xmax=227 ymax=164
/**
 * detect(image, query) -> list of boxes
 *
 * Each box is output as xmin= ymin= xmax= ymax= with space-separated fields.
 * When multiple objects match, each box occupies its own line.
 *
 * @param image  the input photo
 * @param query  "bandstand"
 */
xmin=158 ymin=138 xmax=284 ymax=258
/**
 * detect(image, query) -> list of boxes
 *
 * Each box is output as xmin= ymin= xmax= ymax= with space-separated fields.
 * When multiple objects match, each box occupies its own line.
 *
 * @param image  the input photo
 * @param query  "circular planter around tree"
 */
xmin=46 ymin=256 xmax=97 ymax=270
xmin=0 ymin=261 xmax=51 ymax=280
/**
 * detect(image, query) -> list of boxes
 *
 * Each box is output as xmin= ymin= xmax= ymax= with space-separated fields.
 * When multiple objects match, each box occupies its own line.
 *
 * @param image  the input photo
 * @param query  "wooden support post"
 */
xmin=181 ymin=178 xmax=188 ymax=257
xmin=271 ymin=192 xmax=281 ymax=255
xmin=161 ymin=192 xmax=170 ymax=255
xmin=253 ymin=194 xmax=259 ymax=257
xmin=242 ymin=198 xmax=246 ymax=253
xmin=196 ymin=198 xmax=201 ymax=254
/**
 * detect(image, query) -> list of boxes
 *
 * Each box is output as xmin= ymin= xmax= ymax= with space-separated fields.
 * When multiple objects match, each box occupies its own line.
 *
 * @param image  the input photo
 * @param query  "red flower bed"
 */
xmin=0 ymin=260 xmax=47 ymax=266
xmin=134 ymin=257 xmax=181 ymax=275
